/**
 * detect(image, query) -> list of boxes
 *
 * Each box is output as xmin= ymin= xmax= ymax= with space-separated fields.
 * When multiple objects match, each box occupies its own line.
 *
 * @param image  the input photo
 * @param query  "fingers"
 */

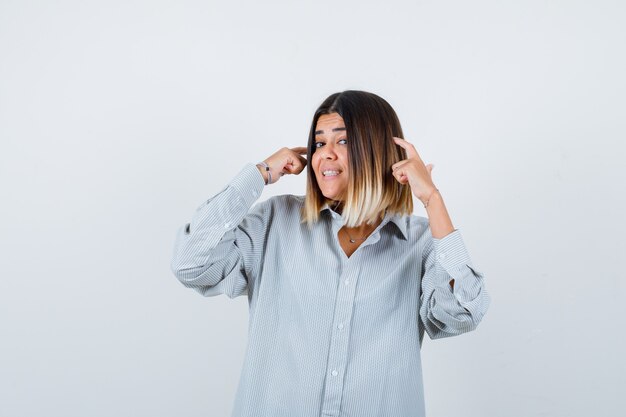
xmin=283 ymin=149 xmax=308 ymax=175
xmin=391 ymin=165 xmax=410 ymax=185
xmin=393 ymin=137 xmax=420 ymax=160
xmin=391 ymin=159 xmax=409 ymax=172
xmin=391 ymin=160 xmax=435 ymax=185
xmin=290 ymin=146 xmax=308 ymax=155
xmin=296 ymin=153 xmax=308 ymax=167
xmin=391 ymin=158 xmax=409 ymax=183
xmin=391 ymin=137 xmax=433 ymax=179
xmin=260 ymin=146 xmax=305 ymax=184
xmin=283 ymin=162 xmax=303 ymax=175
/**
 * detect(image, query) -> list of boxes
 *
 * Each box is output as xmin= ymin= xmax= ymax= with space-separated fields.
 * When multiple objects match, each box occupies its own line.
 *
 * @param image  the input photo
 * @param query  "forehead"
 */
xmin=315 ymin=113 xmax=345 ymax=132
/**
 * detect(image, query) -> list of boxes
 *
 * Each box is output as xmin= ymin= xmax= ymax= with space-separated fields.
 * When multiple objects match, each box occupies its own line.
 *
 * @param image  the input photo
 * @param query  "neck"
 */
xmin=328 ymin=201 xmax=385 ymax=235
xmin=345 ymin=217 xmax=383 ymax=235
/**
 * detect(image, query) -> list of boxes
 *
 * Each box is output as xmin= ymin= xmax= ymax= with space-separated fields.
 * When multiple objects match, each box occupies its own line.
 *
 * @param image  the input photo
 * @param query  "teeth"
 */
xmin=323 ymin=170 xmax=339 ymax=176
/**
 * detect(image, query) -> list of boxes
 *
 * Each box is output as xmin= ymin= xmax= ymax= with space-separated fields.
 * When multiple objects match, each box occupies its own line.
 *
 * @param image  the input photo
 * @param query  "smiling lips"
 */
xmin=322 ymin=169 xmax=340 ymax=177
xmin=321 ymin=169 xmax=341 ymax=181
xmin=321 ymin=166 xmax=342 ymax=175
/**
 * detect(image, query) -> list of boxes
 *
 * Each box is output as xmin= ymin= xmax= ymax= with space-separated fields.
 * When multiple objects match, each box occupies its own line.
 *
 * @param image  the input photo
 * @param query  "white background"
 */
xmin=1 ymin=1 xmax=624 ymax=416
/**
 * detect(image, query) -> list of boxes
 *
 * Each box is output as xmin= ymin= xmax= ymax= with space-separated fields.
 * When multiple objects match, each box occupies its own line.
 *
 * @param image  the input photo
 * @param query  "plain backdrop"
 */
xmin=1 ymin=1 xmax=624 ymax=416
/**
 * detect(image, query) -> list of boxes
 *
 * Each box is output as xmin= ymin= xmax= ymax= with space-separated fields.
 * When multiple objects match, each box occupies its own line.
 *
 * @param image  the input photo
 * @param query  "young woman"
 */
xmin=171 ymin=90 xmax=491 ymax=417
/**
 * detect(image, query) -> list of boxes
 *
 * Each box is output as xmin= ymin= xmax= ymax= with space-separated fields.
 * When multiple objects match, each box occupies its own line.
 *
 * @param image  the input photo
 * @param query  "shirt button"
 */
xmin=438 ymin=253 xmax=446 ymax=260
xmin=331 ymin=370 xmax=338 ymax=376
xmin=251 ymin=191 xmax=258 ymax=197
xmin=224 ymin=222 xmax=232 ymax=228
xmin=344 ymin=279 xmax=350 ymax=286
xmin=337 ymin=323 xmax=344 ymax=330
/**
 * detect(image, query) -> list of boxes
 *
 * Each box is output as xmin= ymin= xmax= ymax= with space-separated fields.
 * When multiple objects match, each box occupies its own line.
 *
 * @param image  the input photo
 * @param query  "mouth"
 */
xmin=321 ymin=170 xmax=342 ymax=179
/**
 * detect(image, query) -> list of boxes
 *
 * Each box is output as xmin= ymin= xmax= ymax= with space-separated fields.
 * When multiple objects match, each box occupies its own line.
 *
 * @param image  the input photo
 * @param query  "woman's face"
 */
xmin=312 ymin=113 xmax=350 ymax=202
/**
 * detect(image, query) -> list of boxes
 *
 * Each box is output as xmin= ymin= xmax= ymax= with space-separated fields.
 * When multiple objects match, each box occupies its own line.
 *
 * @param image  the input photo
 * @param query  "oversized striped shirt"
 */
xmin=170 ymin=162 xmax=491 ymax=417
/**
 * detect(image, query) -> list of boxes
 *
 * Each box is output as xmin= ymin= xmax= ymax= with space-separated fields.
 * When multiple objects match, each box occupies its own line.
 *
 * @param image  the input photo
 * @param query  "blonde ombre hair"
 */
xmin=301 ymin=90 xmax=414 ymax=228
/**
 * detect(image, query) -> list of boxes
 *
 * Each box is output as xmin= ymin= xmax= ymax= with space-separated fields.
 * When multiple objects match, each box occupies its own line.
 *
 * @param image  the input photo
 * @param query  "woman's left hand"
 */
xmin=391 ymin=137 xmax=438 ymax=203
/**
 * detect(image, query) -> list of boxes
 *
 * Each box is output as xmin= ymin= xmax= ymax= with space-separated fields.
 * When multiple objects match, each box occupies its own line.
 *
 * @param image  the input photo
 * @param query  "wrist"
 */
xmin=256 ymin=162 xmax=271 ymax=185
xmin=420 ymin=187 xmax=440 ymax=208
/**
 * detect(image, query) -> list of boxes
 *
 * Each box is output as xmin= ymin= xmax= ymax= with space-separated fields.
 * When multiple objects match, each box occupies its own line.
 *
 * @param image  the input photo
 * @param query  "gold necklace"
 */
xmin=344 ymin=227 xmax=369 ymax=244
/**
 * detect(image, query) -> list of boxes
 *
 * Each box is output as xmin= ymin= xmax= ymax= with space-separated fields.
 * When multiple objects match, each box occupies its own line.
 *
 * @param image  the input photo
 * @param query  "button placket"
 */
xmin=320 ymin=263 xmax=358 ymax=416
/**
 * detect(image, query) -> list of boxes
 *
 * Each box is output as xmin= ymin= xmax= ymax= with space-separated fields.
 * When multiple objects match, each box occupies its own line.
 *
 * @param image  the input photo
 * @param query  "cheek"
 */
xmin=311 ymin=152 xmax=320 ymax=168
xmin=339 ymin=149 xmax=349 ymax=163
xmin=339 ymin=151 xmax=349 ymax=170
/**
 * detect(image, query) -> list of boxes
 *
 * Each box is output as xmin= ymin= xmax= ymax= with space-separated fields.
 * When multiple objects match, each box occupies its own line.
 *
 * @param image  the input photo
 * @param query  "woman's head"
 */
xmin=302 ymin=90 xmax=414 ymax=228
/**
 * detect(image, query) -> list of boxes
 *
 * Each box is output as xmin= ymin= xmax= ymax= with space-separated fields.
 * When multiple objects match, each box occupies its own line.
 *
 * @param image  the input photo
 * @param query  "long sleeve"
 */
xmin=170 ymin=163 xmax=269 ymax=299
xmin=419 ymin=229 xmax=491 ymax=340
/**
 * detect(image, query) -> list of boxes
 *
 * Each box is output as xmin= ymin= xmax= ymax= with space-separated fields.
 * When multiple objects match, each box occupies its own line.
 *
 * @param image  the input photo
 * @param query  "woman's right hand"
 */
xmin=257 ymin=147 xmax=308 ymax=184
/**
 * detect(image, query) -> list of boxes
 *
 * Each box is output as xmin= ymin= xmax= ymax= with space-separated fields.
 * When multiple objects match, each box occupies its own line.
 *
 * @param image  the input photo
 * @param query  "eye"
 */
xmin=314 ymin=138 xmax=347 ymax=149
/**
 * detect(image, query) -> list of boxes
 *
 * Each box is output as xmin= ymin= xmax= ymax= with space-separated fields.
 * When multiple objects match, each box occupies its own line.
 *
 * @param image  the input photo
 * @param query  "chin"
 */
xmin=320 ymin=189 xmax=337 ymax=200
xmin=323 ymin=192 xmax=344 ymax=202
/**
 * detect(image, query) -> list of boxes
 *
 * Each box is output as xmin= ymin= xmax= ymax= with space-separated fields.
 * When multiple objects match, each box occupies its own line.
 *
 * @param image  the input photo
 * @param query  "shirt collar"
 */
xmin=319 ymin=203 xmax=408 ymax=240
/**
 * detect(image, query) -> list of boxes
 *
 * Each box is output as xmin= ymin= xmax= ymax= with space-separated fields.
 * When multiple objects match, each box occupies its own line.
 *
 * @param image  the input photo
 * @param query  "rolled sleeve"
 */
xmin=419 ymin=229 xmax=491 ymax=340
xmin=170 ymin=163 xmax=268 ymax=298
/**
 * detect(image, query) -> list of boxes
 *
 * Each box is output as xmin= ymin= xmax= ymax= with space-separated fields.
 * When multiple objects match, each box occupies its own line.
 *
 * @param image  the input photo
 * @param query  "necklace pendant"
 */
xmin=350 ymin=239 xmax=355 ymax=243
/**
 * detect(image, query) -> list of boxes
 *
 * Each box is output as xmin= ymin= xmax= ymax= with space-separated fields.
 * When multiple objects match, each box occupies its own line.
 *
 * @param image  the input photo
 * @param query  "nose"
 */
xmin=320 ymin=144 xmax=338 ymax=160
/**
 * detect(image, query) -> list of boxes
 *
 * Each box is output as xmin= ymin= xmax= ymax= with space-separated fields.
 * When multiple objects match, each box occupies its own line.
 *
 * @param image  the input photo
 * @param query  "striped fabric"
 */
xmin=170 ymin=162 xmax=491 ymax=417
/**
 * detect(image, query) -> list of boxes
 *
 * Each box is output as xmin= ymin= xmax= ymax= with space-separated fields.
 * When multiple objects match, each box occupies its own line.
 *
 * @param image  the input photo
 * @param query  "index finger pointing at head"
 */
xmin=393 ymin=137 xmax=419 ymax=159
xmin=296 ymin=153 xmax=308 ymax=167
xmin=291 ymin=146 xmax=308 ymax=155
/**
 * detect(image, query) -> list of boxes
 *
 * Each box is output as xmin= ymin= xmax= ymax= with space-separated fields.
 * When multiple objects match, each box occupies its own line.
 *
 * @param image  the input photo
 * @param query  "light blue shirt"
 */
xmin=171 ymin=162 xmax=491 ymax=417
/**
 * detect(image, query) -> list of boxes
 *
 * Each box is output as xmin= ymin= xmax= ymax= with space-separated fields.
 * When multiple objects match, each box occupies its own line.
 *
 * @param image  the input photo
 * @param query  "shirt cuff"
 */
xmin=432 ymin=229 xmax=485 ymax=305
xmin=229 ymin=162 xmax=266 ymax=208
xmin=431 ymin=229 xmax=471 ymax=269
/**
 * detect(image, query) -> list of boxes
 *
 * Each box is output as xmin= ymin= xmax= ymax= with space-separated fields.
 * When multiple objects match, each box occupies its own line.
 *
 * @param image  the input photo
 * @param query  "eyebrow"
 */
xmin=315 ymin=127 xmax=346 ymax=135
